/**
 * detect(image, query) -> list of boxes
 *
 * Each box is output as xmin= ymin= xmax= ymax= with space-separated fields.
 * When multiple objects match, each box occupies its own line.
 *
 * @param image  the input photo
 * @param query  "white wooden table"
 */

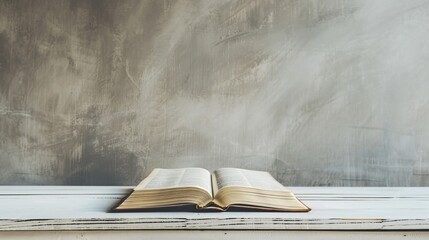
xmin=0 ymin=186 xmax=428 ymax=239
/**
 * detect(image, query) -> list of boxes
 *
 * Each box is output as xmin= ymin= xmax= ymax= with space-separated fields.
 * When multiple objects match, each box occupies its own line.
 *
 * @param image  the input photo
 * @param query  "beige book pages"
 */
xmin=135 ymin=168 xmax=212 ymax=197
xmin=213 ymin=168 xmax=286 ymax=192
xmin=212 ymin=168 xmax=310 ymax=211
xmin=115 ymin=168 xmax=213 ymax=210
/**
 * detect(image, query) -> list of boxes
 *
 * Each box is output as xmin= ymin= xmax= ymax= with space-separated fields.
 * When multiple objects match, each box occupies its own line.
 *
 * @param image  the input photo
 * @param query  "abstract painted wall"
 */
xmin=1 ymin=0 xmax=428 ymax=186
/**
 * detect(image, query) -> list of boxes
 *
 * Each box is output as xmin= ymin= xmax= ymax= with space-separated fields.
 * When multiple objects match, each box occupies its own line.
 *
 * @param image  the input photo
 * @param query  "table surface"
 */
xmin=0 ymin=186 xmax=428 ymax=231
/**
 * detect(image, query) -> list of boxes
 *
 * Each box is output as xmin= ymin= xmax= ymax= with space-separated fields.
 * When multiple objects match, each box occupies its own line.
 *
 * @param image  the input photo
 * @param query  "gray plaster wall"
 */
xmin=0 ymin=0 xmax=428 ymax=186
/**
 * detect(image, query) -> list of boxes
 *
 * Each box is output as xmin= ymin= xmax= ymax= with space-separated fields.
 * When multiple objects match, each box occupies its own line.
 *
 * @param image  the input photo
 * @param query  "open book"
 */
xmin=113 ymin=168 xmax=310 ymax=212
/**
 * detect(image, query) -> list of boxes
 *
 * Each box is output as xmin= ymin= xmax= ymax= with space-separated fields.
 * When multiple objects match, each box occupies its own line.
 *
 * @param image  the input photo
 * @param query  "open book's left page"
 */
xmin=135 ymin=168 xmax=212 ymax=194
xmin=114 ymin=168 xmax=213 ymax=211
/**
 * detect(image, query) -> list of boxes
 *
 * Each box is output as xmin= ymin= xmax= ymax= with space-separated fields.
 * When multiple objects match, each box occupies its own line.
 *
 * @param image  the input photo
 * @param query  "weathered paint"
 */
xmin=0 ymin=0 xmax=428 ymax=186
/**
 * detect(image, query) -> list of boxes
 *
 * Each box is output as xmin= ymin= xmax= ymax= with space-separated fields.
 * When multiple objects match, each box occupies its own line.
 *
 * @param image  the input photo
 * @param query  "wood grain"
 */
xmin=0 ymin=187 xmax=428 ymax=231
xmin=2 ymin=231 xmax=429 ymax=240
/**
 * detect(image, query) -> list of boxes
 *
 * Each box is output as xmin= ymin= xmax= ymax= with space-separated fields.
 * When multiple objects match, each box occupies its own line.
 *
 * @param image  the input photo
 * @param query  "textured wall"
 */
xmin=0 ymin=0 xmax=429 ymax=186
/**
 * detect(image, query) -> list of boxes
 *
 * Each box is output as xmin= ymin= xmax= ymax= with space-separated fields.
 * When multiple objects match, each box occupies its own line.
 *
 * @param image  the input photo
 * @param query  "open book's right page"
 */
xmin=212 ymin=168 xmax=310 ymax=211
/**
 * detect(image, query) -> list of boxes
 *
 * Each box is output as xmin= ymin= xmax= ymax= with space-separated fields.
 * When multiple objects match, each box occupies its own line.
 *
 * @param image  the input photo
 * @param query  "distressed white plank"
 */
xmin=0 ymin=186 xmax=131 ymax=195
xmin=0 ymin=187 xmax=428 ymax=231
xmin=290 ymin=187 xmax=429 ymax=197
xmin=1 ymin=230 xmax=429 ymax=240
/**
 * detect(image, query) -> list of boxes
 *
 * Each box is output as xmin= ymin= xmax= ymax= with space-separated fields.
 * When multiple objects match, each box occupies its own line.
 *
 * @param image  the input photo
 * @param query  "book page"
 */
xmin=214 ymin=168 xmax=286 ymax=191
xmin=135 ymin=168 xmax=212 ymax=197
